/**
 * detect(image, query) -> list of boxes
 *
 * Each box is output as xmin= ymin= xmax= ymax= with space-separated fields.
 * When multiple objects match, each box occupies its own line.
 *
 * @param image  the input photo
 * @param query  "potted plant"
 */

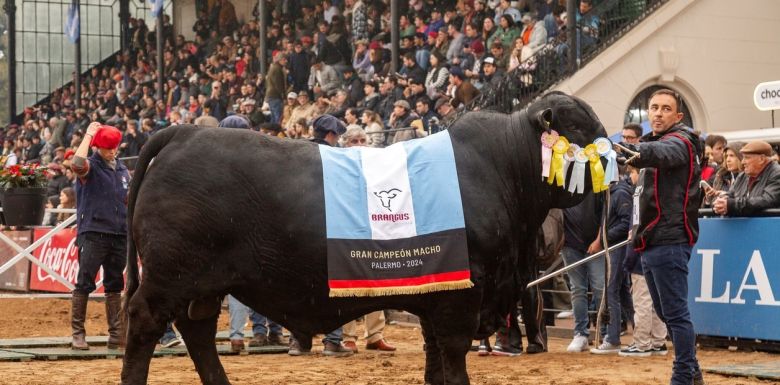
xmin=0 ymin=163 xmax=49 ymax=226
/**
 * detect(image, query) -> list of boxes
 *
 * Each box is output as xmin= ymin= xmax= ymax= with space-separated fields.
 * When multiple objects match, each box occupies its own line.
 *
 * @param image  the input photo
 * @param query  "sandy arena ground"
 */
xmin=0 ymin=298 xmax=776 ymax=385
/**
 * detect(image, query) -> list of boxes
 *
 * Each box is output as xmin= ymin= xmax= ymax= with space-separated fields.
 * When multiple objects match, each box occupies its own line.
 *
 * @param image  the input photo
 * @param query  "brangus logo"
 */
xmin=373 ymin=188 xmax=402 ymax=212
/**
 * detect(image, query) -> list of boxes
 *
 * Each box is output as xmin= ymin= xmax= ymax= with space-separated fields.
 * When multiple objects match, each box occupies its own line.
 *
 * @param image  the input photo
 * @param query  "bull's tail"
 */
xmin=122 ymin=125 xmax=185 ymax=339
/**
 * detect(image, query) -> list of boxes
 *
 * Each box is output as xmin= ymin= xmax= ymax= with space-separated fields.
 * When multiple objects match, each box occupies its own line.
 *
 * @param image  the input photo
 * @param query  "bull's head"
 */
xmin=373 ymin=188 xmax=402 ymax=212
xmin=525 ymin=91 xmax=608 ymax=208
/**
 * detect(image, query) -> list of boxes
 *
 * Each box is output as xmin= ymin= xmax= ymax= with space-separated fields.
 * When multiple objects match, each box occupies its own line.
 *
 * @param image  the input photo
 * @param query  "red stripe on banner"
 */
xmin=329 ymin=270 xmax=471 ymax=289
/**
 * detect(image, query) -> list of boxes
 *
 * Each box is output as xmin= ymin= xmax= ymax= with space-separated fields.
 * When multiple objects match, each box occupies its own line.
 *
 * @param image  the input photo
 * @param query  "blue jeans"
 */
xmin=267 ymin=97 xmax=283 ymax=124
xmin=605 ymin=248 xmax=626 ymax=345
xmin=323 ymin=327 xmax=343 ymax=345
xmin=228 ymin=295 xmax=282 ymax=340
xmin=641 ymin=243 xmax=700 ymax=385
xmin=562 ymin=246 xmax=605 ymax=337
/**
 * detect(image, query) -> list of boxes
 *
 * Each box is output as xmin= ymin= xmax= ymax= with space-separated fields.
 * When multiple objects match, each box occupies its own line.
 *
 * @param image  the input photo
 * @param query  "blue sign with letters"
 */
xmin=690 ymin=218 xmax=780 ymax=341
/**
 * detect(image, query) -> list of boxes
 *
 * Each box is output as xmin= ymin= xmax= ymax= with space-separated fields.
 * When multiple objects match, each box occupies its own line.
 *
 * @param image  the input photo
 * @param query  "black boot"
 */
xmin=105 ymin=292 xmax=122 ymax=349
xmin=71 ymin=293 xmax=90 ymax=350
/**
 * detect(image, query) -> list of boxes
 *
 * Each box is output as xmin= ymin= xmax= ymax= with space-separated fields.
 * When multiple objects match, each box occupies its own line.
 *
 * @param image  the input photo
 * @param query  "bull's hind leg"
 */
xmin=176 ymin=315 xmax=230 ymax=385
xmin=121 ymin=286 xmax=168 ymax=385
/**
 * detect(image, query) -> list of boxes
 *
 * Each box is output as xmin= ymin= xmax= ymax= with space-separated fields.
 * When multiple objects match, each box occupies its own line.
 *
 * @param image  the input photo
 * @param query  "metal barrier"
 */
xmin=0 ymin=208 xmax=77 ymax=292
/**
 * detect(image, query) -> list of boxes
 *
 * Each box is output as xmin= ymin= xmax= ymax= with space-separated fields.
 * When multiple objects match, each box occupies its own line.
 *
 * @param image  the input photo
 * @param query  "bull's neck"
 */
xmin=495 ymin=110 xmax=551 ymax=223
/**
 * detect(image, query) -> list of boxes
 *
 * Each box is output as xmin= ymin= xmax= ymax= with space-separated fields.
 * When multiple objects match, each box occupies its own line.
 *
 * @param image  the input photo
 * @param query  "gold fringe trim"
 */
xmin=328 ymin=279 xmax=474 ymax=298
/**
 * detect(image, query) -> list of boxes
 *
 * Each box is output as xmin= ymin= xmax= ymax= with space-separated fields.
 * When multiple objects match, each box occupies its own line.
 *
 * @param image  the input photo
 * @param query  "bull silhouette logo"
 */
xmin=374 ymin=188 xmax=402 ymax=212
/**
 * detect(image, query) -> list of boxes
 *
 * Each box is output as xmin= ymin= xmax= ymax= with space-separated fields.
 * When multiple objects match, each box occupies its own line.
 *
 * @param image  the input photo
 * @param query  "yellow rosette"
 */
xmin=547 ymin=137 xmax=570 ymax=187
xmin=585 ymin=144 xmax=605 ymax=193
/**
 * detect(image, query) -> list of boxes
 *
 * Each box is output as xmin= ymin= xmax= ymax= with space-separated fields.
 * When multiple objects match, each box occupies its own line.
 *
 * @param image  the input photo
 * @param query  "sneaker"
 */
xmin=590 ymin=341 xmax=621 ymax=354
xmin=651 ymin=344 xmax=668 ymax=356
xmin=477 ymin=339 xmax=493 ymax=357
xmin=491 ymin=344 xmax=522 ymax=357
xmin=161 ymin=337 xmax=182 ymax=348
xmin=566 ymin=335 xmax=589 ymax=353
xmin=618 ymin=344 xmax=652 ymax=357
xmin=322 ymin=341 xmax=354 ymax=357
xmin=556 ymin=310 xmax=574 ymax=319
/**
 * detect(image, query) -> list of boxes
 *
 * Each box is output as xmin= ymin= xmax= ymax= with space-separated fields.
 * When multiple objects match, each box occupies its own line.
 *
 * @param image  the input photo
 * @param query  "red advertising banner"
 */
xmin=0 ymin=229 xmax=32 ymax=291
xmin=28 ymin=227 xmax=105 ymax=293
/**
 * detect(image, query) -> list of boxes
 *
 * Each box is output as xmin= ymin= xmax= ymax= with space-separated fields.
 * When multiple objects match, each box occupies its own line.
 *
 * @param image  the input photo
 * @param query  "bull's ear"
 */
xmin=535 ymin=108 xmax=553 ymax=134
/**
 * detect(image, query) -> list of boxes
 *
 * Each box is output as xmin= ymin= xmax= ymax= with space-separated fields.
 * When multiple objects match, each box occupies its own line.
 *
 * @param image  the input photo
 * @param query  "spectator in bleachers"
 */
xmin=713 ymin=141 xmax=780 ymax=216
xmin=490 ymin=15 xmax=520 ymax=51
xmin=361 ymin=110 xmax=385 ymax=148
xmin=448 ymin=66 xmax=480 ymax=109
xmin=343 ymin=67 xmax=365 ymax=107
xmin=358 ymin=80 xmax=380 ymax=111
xmin=464 ymin=40 xmax=486 ymax=82
xmin=519 ymin=12 xmax=548 ymax=57
xmin=281 ymin=92 xmax=299 ymax=128
xmin=493 ymin=0 xmax=522 ymax=25
xmin=446 ymin=23 xmax=466 ymax=64
xmin=489 ymin=41 xmax=509 ymax=71
xmin=387 ymin=100 xmax=417 ymax=145
xmin=480 ymin=57 xmax=504 ymax=90
xmin=704 ymin=142 xmax=743 ymax=207
xmin=265 ymin=52 xmax=288 ymax=124
xmin=415 ymin=97 xmax=435 ymax=133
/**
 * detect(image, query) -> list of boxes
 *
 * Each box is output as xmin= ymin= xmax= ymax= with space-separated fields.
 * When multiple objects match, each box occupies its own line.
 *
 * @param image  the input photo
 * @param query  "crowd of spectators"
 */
xmin=0 ymin=0 xmax=581 ymax=182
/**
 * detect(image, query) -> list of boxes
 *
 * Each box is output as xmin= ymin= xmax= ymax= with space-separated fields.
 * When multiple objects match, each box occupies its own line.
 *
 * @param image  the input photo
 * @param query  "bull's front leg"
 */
xmin=422 ymin=291 xmax=482 ymax=385
xmin=420 ymin=317 xmax=444 ymax=385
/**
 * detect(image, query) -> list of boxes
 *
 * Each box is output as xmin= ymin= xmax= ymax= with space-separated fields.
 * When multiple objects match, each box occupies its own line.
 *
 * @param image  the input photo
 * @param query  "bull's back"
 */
xmin=134 ymin=128 xmax=329 ymax=279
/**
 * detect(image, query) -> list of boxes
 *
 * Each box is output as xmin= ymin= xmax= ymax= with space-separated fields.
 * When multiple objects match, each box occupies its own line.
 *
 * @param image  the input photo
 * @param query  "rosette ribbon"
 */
xmin=540 ymin=130 xmax=559 ymax=179
xmin=568 ymin=146 xmax=587 ymax=194
xmin=594 ymin=138 xmax=618 ymax=187
xmin=585 ymin=144 xmax=606 ymax=193
xmin=547 ymin=137 xmax=570 ymax=187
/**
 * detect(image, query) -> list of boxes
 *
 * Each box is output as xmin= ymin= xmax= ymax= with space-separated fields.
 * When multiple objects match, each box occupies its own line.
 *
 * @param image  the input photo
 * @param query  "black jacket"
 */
xmin=629 ymin=125 xmax=702 ymax=251
xmin=605 ymin=177 xmax=632 ymax=245
xmin=726 ymin=162 xmax=780 ymax=216
xmin=563 ymin=192 xmax=602 ymax=254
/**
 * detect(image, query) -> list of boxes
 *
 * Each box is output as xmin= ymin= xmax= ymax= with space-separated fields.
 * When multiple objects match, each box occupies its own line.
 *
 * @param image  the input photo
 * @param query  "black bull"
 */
xmin=121 ymin=92 xmax=607 ymax=385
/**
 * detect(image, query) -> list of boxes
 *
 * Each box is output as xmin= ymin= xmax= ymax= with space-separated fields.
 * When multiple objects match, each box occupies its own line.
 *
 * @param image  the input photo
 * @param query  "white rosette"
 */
xmin=568 ymin=147 xmax=588 ymax=194
xmin=540 ymin=130 xmax=559 ymax=179
xmin=595 ymin=137 xmax=618 ymax=186
xmin=563 ymin=143 xmax=580 ymax=187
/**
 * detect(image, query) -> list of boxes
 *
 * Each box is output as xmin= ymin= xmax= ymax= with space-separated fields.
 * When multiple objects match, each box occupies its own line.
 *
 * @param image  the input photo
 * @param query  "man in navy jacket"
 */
xmin=70 ymin=123 xmax=129 ymax=351
xmin=620 ymin=89 xmax=704 ymax=385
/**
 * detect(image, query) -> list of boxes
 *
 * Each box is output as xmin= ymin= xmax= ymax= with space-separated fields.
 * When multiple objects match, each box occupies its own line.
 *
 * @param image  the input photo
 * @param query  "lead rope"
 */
xmin=594 ymin=187 xmax=611 ymax=348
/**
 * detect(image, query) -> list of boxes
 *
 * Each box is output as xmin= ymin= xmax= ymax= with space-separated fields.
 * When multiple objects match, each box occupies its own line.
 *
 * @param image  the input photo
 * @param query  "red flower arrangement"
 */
xmin=0 ymin=163 xmax=49 ymax=189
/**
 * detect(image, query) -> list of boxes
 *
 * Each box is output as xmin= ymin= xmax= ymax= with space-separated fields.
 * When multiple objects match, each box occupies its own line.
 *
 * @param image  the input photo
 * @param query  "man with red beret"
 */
xmin=69 ymin=122 xmax=130 ymax=351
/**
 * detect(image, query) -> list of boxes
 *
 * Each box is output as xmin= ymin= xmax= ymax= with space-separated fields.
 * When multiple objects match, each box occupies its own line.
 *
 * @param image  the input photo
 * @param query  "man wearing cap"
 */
xmin=69 ymin=122 xmax=130 ymax=351
xmin=617 ymin=89 xmax=705 ymax=385
xmin=388 ymin=99 xmax=418 ymax=145
xmin=713 ymin=140 xmax=780 ymax=216
xmin=286 ymin=93 xmax=318 ymax=132
xmin=480 ymin=56 xmax=504 ymax=89
xmin=448 ymin=66 xmax=480 ymax=109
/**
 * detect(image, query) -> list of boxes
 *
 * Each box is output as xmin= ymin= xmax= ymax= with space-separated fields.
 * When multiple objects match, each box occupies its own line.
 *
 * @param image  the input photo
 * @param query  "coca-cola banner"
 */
xmin=29 ymin=227 xmax=104 ymax=293
xmin=0 ymin=230 xmax=32 ymax=291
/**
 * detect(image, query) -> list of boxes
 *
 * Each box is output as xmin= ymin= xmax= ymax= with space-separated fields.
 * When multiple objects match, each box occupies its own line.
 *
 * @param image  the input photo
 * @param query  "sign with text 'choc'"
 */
xmin=754 ymin=80 xmax=780 ymax=111
xmin=690 ymin=218 xmax=780 ymax=341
